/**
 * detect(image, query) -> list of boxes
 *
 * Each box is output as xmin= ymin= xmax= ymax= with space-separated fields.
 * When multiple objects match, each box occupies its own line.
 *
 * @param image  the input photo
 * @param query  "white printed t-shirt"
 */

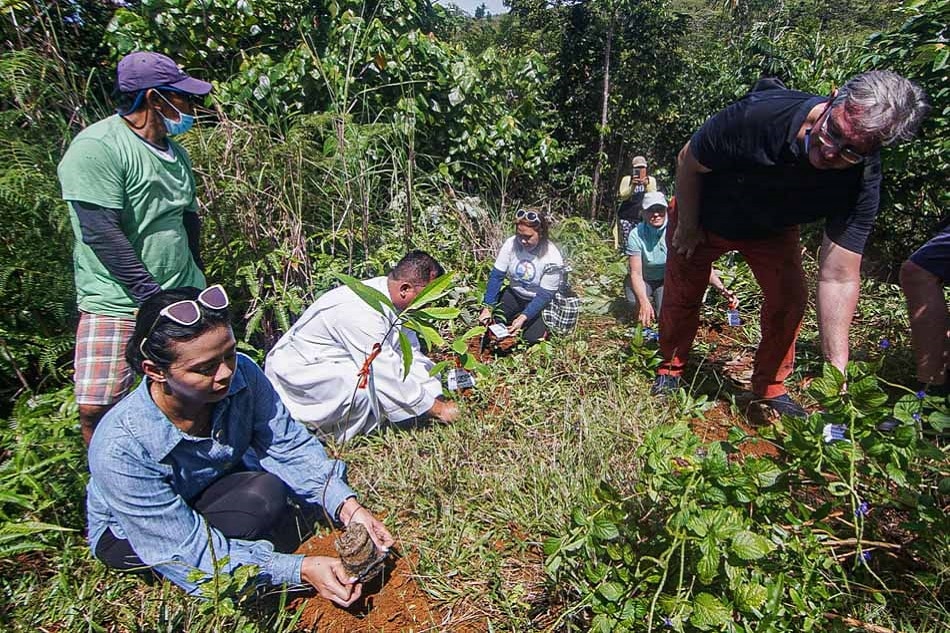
xmin=492 ymin=236 xmax=564 ymax=300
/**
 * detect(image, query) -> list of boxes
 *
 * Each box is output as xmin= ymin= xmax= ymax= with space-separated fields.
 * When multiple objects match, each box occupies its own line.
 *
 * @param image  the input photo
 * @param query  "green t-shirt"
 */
xmin=58 ymin=115 xmax=206 ymax=316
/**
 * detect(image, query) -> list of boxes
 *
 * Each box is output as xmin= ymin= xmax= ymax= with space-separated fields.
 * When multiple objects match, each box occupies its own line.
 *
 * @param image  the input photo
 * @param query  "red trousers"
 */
xmin=658 ymin=205 xmax=807 ymax=398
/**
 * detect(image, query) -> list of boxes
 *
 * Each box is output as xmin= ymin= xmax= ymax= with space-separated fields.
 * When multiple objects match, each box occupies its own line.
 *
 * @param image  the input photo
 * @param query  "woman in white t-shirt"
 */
xmin=478 ymin=209 xmax=564 ymax=343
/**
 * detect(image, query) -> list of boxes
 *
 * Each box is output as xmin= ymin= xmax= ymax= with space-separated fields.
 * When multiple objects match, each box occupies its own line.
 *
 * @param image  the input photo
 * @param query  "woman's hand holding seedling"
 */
xmin=339 ymin=498 xmax=395 ymax=552
xmin=300 ymin=555 xmax=363 ymax=606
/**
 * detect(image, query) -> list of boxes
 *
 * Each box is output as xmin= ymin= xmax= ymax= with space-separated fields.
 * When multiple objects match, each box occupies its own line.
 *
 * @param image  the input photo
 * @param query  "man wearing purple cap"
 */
xmin=57 ymin=52 xmax=213 ymax=445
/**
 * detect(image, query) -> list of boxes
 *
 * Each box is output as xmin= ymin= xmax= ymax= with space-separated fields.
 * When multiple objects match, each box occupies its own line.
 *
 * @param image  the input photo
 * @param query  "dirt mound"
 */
xmin=290 ymin=532 xmax=442 ymax=631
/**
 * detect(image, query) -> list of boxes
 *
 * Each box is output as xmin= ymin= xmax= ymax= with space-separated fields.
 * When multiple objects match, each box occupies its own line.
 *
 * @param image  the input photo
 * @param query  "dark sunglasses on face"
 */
xmin=139 ymin=285 xmax=229 ymax=358
xmin=515 ymin=209 xmax=541 ymax=224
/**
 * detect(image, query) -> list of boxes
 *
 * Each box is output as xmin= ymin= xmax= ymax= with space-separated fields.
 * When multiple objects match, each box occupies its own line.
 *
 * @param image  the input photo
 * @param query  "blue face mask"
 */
xmin=155 ymin=91 xmax=195 ymax=136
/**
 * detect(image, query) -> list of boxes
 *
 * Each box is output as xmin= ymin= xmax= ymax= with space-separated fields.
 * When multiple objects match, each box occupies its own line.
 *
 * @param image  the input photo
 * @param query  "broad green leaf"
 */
xmin=731 ymin=530 xmax=774 ymax=560
xmin=405 ymin=273 xmax=455 ymax=311
xmin=458 ymin=325 xmax=487 ymax=341
xmin=429 ymin=359 xmax=452 ymax=377
xmin=697 ymin=546 xmax=719 ymax=584
xmin=334 ymin=273 xmax=394 ymax=315
xmin=404 ymin=320 xmax=446 ymax=349
xmin=590 ymin=516 xmax=620 ymax=541
xmin=542 ymin=536 xmax=562 ymax=556
xmin=691 ymin=592 xmax=732 ymax=630
xmin=397 ymin=330 xmax=413 ymax=379
xmin=598 ymin=581 xmax=625 ymax=602
xmin=416 ymin=307 xmax=460 ymax=320
xmin=735 ymin=582 xmax=767 ymax=613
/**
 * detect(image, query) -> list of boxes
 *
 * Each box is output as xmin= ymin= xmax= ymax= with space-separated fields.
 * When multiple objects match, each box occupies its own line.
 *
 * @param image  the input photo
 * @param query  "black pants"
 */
xmin=499 ymin=287 xmax=549 ymax=343
xmin=95 ymin=471 xmax=313 ymax=573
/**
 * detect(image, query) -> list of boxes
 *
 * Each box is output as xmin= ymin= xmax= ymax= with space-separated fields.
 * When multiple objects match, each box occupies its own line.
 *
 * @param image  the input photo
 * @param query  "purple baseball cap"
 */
xmin=116 ymin=52 xmax=212 ymax=95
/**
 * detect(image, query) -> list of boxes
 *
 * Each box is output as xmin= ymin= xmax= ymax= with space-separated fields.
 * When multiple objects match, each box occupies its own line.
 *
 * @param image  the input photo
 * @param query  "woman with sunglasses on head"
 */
xmin=86 ymin=286 xmax=394 ymax=606
xmin=625 ymin=192 xmax=736 ymax=327
xmin=478 ymin=209 xmax=564 ymax=343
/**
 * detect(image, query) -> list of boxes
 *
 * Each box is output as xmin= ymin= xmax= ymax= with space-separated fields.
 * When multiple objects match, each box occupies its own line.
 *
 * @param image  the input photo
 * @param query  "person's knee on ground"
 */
xmin=900 ymin=258 xmax=948 ymax=386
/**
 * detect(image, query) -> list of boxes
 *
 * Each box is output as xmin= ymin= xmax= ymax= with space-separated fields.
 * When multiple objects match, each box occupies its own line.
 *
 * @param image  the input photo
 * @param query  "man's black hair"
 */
xmin=389 ymin=250 xmax=444 ymax=285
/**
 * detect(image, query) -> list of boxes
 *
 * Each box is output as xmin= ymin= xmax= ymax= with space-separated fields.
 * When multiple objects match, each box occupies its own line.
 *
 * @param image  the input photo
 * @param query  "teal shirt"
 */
xmin=625 ymin=221 xmax=667 ymax=282
xmin=58 ymin=115 xmax=205 ymax=317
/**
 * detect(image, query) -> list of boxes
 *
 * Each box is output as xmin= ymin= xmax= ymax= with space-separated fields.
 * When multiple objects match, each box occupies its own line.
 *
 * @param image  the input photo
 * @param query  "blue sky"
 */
xmin=436 ymin=0 xmax=509 ymax=16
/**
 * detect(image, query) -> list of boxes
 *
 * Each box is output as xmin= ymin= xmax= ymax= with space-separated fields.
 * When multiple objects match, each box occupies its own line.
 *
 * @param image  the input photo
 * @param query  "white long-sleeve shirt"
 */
xmin=264 ymin=277 xmax=442 ymax=442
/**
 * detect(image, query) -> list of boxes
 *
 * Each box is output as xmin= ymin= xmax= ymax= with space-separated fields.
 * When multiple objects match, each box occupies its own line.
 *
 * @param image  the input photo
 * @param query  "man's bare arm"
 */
xmin=817 ymin=233 xmax=863 ymax=372
xmin=672 ymin=141 xmax=712 ymax=258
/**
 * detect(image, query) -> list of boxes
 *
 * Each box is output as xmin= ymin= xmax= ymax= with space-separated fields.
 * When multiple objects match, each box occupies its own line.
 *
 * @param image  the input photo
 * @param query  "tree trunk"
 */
xmin=590 ymin=12 xmax=614 ymax=220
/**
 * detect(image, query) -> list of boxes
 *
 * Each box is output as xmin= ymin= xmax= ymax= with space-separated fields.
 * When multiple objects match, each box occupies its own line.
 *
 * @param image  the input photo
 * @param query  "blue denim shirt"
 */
xmin=86 ymin=353 xmax=356 ymax=595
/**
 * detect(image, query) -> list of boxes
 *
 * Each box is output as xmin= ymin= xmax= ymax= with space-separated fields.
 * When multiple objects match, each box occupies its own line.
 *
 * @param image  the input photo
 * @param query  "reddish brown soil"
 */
xmin=291 ymin=533 xmax=444 ymax=632
xmin=688 ymin=401 xmax=781 ymax=459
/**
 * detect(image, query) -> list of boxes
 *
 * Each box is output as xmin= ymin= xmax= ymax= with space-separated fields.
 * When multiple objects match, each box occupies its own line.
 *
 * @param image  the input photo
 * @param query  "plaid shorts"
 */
xmin=74 ymin=312 xmax=137 ymax=406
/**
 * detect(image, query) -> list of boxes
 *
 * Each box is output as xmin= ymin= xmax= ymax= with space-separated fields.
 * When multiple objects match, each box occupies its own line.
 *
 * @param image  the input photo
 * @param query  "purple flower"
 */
xmin=861 ymin=551 xmax=872 ymax=562
xmin=822 ymin=423 xmax=849 ymax=444
xmin=854 ymin=501 xmax=870 ymax=518
xmin=916 ymin=390 xmax=927 ymax=400
xmin=879 ymin=338 xmax=890 ymax=349
xmin=662 ymin=616 xmax=673 ymax=627
xmin=912 ymin=412 xmax=922 ymax=422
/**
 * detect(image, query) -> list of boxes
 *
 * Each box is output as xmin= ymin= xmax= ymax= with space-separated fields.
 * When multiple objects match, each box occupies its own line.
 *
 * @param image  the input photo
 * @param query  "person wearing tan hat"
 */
xmin=616 ymin=155 xmax=658 ymax=249
xmin=57 ymin=52 xmax=213 ymax=445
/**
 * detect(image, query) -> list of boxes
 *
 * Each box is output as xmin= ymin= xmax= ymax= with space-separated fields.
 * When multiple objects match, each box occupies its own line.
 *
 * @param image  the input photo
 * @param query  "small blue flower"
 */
xmin=879 ymin=338 xmax=890 ymax=349
xmin=916 ymin=390 xmax=927 ymax=400
xmin=854 ymin=501 xmax=870 ymax=518
xmin=822 ymin=423 xmax=849 ymax=444
xmin=912 ymin=412 xmax=922 ymax=422
xmin=861 ymin=551 xmax=872 ymax=562
xmin=662 ymin=616 xmax=673 ymax=627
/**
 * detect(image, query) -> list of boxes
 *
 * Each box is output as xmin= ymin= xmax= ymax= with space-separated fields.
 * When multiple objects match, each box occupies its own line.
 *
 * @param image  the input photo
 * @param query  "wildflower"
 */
xmin=912 ymin=412 xmax=922 ymax=422
xmin=861 ymin=551 xmax=872 ymax=562
xmin=854 ymin=500 xmax=870 ymax=518
xmin=916 ymin=390 xmax=927 ymax=400
xmin=662 ymin=616 xmax=674 ymax=628
xmin=822 ymin=423 xmax=849 ymax=444
xmin=879 ymin=338 xmax=890 ymax=349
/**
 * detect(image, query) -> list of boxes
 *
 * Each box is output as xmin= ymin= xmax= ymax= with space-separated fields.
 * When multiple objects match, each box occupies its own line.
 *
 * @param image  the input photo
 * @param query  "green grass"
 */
xmin=1 ymin=233 xmax=947 ymax=632
xmin=0 ymin=313 xmax=670 ymax=631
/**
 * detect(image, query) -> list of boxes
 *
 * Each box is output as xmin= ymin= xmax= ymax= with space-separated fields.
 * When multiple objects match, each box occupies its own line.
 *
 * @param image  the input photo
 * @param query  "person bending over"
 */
xmin=653 ymin=71 xmax=928 ymax=420
xmin=265 ymin=251 xmax=459 ymax=442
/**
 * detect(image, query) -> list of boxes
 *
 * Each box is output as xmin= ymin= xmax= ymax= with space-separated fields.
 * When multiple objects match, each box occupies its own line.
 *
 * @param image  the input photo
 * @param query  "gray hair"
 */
xmin=833 ymin=70 xmax=929 ymax=146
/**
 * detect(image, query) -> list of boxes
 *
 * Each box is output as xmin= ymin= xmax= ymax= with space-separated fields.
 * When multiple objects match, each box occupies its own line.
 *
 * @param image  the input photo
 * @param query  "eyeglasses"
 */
xmin=139 ymin=285 xmax=229 ymax=358
xmin=814 ymin=101 xmax=866 ymax=165
xmin=515 ymin=209 xmax=541 ymax=224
